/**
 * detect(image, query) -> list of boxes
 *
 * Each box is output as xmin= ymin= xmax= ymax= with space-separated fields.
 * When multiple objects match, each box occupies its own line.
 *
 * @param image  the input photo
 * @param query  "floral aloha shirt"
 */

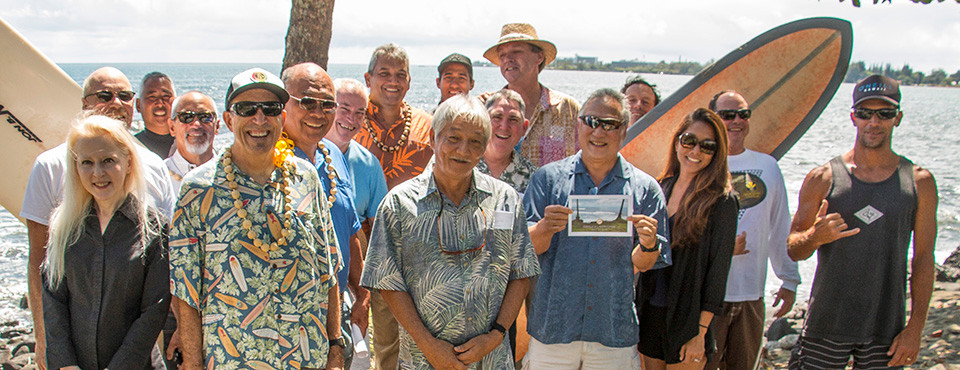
xmin=169 ymin=151 xmax=341 ymax=370
xmin=476 ymin=149 xmax=538 ymax=196
xmin=361 ymin=168 xmax=541 ymax=370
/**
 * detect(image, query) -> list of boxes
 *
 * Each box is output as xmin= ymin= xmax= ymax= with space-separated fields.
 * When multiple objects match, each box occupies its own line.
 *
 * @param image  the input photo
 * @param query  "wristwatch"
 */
xmin=640 ymin=240 xmax=659 ymax=253
xmin=330 ymin=336 xmax=346 ymax=348
xmin=489 ymin=322 xmax=507 ymax=337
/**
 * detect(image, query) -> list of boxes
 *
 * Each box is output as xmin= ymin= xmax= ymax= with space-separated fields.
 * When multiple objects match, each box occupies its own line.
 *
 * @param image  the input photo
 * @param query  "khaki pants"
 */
xmin=370 ymin=291 xmax=399 ymax=370
xmin=705 ymin=299 xmax=765 ymax=370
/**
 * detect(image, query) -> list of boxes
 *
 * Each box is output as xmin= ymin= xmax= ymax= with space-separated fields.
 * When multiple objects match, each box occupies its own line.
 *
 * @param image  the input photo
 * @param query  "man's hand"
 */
xmin=35 ymin=339 xmax=46 ymax=370
xmin=350 ymin=298 xmax=370 ymax=338
xmin=809 ymin=200 xmax=860 ymax=245
xmin=165 ymin=328 xmax=182 ymax=361
xmin=539 ymin=205 xmax=573 ymax=235
xmin=421 ymin=337 xmax=467 ymax=370
xmin=327 ymin=344 xmax=344 ymax=370
xmin=454 ymin=332 xmax=503 ymax=365
xmin=733 ymin=232 xmax=750 ymax=256
xmin=628 ymin=214 xmax=658 ymax=251
xmin=772 ymin=287 xmax=795 ymax=318
xmin=887 ymin=324 xmax=922 ymax=367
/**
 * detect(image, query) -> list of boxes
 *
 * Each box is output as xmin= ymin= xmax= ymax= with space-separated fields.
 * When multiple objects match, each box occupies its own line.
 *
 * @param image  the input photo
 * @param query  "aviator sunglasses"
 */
xmin=852 ymin=108 xmax=899 ymax=120
xmin=230 ymin=101 xmax=284 ymax=117
xmin=84 ymin=90 xmax=136 ymax=103
xmin=715 ymin=109 xmax=752 ymax=121
xmin=175 ymin=111 xmax=217 ymax=124
xmin=678 ymin=132 xmax=718 ymax=155
xmin=291 ymin=96 xmax=338 ymax=113
xmin=579 ymin=115 xmax=625 ymax=131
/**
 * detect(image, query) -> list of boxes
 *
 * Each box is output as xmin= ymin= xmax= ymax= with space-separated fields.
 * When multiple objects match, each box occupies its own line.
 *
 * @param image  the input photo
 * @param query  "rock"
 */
xmin=766 ymin=317 xmax=798 ymax=341
xmin=943 ymin=244 xmax=960 ymax=268
xmin=937 ymin=264 xmax=960 ymax=282
xmin=933 ymin=329 xmax=945 ymax=338
xmin=948 ymin=324 xmax=960 ymax=334
xmin=778 ymin=334 xmax=800 ymax=350
xmin=17 ymin=295 xmax=26 ymax=310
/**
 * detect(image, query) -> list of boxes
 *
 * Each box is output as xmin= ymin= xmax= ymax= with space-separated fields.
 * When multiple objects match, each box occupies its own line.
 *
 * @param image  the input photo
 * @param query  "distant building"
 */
xmin=575 ymin=54 xmax=599 ymax=66
xmin=611 ymin=59 xmax=644 ymax=69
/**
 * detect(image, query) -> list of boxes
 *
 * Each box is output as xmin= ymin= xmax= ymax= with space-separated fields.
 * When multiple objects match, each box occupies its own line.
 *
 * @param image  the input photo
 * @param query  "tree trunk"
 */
xmin=283 ymin=0 xmax=335 ymax=71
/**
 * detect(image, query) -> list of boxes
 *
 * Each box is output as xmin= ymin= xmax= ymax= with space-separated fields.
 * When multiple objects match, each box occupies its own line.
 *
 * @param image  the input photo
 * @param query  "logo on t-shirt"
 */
xmin=854 ymin=205 xmax=884 ymax=225
xmin=731 ymin=171 xmax=767 ymax=210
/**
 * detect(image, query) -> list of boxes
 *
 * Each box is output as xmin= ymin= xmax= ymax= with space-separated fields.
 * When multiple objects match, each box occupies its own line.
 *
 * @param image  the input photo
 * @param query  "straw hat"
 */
xmin=483 ymin=23 xmax=557 ymax=69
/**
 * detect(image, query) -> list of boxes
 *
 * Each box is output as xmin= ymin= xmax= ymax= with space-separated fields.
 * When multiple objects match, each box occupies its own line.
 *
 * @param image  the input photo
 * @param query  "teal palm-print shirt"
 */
xmin=476 ymin=149 xmax=538 ymax=196
xmin=169 ymin=151 xmax=341 ymax=370
xmin=361 ymin=168 xmax=541 ymax=370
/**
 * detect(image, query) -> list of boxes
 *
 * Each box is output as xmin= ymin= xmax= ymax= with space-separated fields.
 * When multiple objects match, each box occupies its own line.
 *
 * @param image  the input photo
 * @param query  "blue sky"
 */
xmin=2 ymin=0 xmax=958 ymax=73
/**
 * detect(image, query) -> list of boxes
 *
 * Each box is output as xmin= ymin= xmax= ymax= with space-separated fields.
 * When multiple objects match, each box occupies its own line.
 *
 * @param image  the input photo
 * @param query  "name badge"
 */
xmin=493 ymin=211 xmax=513 ymax=230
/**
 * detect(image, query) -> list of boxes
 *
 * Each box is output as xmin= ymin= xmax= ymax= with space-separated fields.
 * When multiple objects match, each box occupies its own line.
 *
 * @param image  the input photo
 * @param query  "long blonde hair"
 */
xmin=44 ymin=114 xmax=162 ymax=287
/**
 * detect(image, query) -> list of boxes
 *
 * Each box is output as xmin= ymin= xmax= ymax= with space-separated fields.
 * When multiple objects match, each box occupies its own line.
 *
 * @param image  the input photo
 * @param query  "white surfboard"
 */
xmin=0 ymin=17 xmax=81 ymax=222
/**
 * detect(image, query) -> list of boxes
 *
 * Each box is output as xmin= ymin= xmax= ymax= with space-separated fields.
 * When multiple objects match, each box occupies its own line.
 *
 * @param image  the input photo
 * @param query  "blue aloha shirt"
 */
xmin=360 ymin=168 xmax=541 ymax=370
xmin=169 ymin=150 xmax=341 ymax=370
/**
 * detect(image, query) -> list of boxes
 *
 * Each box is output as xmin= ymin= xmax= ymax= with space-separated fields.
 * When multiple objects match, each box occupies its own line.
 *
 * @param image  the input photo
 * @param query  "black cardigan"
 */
xmin=636 ymin=176 xmax=739 ymax=356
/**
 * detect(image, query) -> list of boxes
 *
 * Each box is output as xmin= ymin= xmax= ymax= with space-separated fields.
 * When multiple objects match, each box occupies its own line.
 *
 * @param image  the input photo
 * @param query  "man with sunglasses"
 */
xmin=169 ymin=68 xmax=343 ymax=370
xmin=522 ymin=89 xmax=670 ymax=369
xmin=361 ymin=95 xmax=540 ymax=370
xmin=135 ymin=72 xmax=177 ymax=158
xmin=165 ymin=91 xmax=219 ymax=190
xmin=787 ymin=75 xmax=937 ymax=369
xmin=21 ymin=66 xmax=178 ymax=370
xmin=281 ymin=62 xmax=365 ymax=368
xmin=705 ymin=91 xmax=800 ymax=370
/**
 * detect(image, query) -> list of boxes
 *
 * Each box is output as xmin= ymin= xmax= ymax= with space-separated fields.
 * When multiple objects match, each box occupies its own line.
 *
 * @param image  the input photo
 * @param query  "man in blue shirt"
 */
xmin=281 ymin=62 xmax=364 ymax=366
xmin=523 ymin=88 xmax=671 ymax=369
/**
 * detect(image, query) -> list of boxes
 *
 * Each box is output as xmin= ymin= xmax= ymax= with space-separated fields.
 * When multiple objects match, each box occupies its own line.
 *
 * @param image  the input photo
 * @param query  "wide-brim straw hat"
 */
xmin=483 ymin=23 xmax=557 ymax=69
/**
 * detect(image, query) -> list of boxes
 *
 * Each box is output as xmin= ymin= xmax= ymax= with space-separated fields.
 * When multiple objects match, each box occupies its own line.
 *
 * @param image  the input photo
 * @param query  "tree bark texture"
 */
xmin=283 ymin=0 xmax=335 ymax=71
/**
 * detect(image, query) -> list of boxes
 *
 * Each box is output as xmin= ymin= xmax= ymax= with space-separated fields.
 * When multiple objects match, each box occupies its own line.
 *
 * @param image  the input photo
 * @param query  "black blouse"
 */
xmin=43 ymin=196 xmax=170 ymax=370
xmin=637 ymin=176 xmax=738 ymax=355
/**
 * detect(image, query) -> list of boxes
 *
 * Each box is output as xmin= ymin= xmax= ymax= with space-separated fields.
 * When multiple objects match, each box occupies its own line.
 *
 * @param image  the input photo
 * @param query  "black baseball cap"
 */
xmin=438 ymin=53 xmax=473 ymax=80
xmin=852 ymin=75 xmax=900 ymax=107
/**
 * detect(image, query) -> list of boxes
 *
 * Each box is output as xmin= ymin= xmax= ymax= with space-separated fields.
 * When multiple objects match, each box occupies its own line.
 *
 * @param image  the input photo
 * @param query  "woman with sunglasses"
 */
xmin=42 ymin=114 xmax=170 ymax=370
xmin=637 ymin=108 xmax=738 ymax=369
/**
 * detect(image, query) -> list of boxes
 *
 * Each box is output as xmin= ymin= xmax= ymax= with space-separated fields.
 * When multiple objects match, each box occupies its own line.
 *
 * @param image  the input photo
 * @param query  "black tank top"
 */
xmin=804 ymin=156 xmax=916 ymax=343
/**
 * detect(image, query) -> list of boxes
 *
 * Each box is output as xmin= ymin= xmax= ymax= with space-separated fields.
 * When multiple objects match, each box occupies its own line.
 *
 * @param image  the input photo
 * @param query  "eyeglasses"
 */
xmin=175 ymin=111 xmax=217 ymax=124
xmin=436 ymin=199 xmax=487 ymax=255
xmin=291 ymin=96 xmax=338 ymax=113
xmin=678 ymin=132 xmax=718 ymax=155
xmin=84 ymin=90 xmax=136 ymax=103
xmin=852 ymin=108 xmax=898 ymax=120
xmin=716 ymin=109 xmax=752 ymax=120
xmin=579 ymin=115 xmax=624 ymax=131
xmin=230 ymin=101 xmax=284 ymax=117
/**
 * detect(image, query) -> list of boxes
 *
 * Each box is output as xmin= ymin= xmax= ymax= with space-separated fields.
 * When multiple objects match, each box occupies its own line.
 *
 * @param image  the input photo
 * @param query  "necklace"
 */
xmin=364 ymin=103 xmax=411 ymax=152
xmin=222 ymin=147 xmax=294 ymax=253
xmin=317 ymin=141 xmax=338 ymax=208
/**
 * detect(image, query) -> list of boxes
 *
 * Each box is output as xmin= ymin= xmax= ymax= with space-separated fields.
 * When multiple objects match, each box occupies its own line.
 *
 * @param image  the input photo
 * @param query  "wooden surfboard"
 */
xmin=0 ymin=17 xmax=81 ymax=222
xmin=621 ymin=17 xmax=853 ymax=176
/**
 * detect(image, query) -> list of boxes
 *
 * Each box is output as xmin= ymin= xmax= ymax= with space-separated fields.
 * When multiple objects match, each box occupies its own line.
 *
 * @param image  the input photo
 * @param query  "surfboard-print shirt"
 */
xmin=476 ymin=149 xmax=538 ymax=196
xmin=361 ymin=168 xmax=541 ymax=370
xmin=522 ymin=152 xmax=671 ymax=348
xmin=481 ymin=85 xmax=581 ymax=167
xmin=43 ymin=196 xmax=169 ymax=370
xmin=169 ymin=152 xmax=340 ymax=369
xmin=353 ymin=102 xmax=433 ymax=189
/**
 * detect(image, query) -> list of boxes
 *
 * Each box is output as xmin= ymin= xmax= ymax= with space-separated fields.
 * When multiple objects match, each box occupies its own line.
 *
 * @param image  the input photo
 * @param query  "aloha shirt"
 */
xmin=169 ymin=151 xmax=341 ymax=369
xmin=353 ymin=102 xmax=433 ymax=189
xmin=360 ymin=168 xmax=541 ymax=369
xmin=480 ymin=85 xmax=580 ymax=167
xmin=476 ymin=149 xmax=538 ymax=196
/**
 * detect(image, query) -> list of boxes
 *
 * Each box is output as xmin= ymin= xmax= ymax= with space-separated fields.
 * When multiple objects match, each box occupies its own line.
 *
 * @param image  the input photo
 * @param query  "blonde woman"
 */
xmin=42 ymin=114 xmax=169 ymax=370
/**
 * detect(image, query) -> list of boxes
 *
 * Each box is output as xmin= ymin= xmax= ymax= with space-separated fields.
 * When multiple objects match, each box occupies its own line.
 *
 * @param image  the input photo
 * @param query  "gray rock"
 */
xmin=766 ymin=317 xmax=798 ymax=341
xmin=937 ymin=264 xmax=960 ymax=282
xmin=778 ymin=334 xmax=800 ymax=350
xmin=944 ymin=243 xmax=960 ymax=268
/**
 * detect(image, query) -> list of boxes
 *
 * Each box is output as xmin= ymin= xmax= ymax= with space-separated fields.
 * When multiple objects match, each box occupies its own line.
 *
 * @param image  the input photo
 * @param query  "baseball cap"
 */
xmin=438 ymin=53 xmax=473 ymax=80
xmin=225 ymin=68 xmax=290 ymax=110
xmin=852 ymin=75 xmax=900 ymax=107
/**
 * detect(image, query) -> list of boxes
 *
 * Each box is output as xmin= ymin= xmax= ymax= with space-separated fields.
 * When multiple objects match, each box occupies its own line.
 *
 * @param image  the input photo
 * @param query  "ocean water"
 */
xmin=0 ymin=63 xmax=956 ymax=325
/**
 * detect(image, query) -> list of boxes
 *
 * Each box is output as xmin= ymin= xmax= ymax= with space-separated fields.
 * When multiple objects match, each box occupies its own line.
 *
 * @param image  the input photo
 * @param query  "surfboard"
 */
xmin=0 ymin=17 xmax=81 ymax=223
xmin=621 ymin=17 xmax=853 ymax=176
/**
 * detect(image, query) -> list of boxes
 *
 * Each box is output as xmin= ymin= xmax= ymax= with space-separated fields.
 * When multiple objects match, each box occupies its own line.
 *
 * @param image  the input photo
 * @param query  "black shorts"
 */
xmin=788 ymin=335 xmax=901 ymax=369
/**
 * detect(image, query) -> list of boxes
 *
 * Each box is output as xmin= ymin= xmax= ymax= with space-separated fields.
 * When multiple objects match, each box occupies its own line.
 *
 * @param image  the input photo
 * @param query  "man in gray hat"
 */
xmin=436 ymin=53 xmax=475 ymax=104
xmin=482 ymin=23 xmax=580 ymax=167
xmin=787 ymin=75 xmax=937 ymax=369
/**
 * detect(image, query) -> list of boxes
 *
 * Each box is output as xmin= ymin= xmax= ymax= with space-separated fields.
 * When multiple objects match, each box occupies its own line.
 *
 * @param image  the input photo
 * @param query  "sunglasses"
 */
xmin=716 ymin=109 xmax=752 ymax=120
xmin=852 ymin=108 xmax=899 ymax=120
xmin=436 ymin=200 xmax=487 ymax=256
xmin=292 ymin=96 xmax=338 ymax=113
xmin=678 ymin=132 xmax=718 ymax=155
xmin=230 ymin=101 xmax=284 ymax=117
xmin=175 ymin=111 xmax=217 ymax=124
xmin=84 ymin=90 xmax=136 ymax=103
xmin=579 ymin=115 xmax=624 ymax=131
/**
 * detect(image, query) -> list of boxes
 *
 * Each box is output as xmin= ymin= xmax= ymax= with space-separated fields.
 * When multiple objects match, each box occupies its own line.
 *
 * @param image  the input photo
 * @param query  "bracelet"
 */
xmin=639 ymin=241 xmax=659 ymax=253
xmin=698 ymin=323 xmax=709 ymax=329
